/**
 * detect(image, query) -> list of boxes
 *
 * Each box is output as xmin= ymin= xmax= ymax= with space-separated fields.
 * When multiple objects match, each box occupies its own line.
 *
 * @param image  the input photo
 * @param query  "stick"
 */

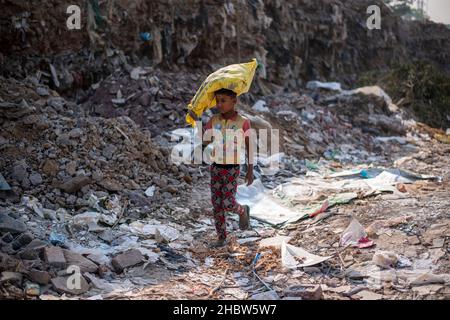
xmin=252 ymin=269 xmax=272 ymax=292
xmin=208 ymin=268 xmax=229 ymax=297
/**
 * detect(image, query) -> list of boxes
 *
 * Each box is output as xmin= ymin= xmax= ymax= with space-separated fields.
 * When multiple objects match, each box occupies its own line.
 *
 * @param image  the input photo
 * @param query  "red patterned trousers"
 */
xmin=210 ymin=164 xmax=245 ymax=240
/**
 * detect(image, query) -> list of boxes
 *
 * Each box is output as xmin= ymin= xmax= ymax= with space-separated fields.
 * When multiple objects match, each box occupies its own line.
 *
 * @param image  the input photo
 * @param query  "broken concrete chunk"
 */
xmin=98 ymin=230 xmax=116 ymax=244
xmin=84 ymin=273 xmax=115 ymax=292
xmin=0 ymin=271 xmax=23 ymax=285
xmin=44 ymin=246 xmax=67 ymax=269
xmin=86 ymin=253 xmax=110 ymax=266
xmin=98 ymin=178 xmax=122 ymax=192
xmin=42 ymin=159 xmax=59 ymax=177
xmin=407 ymin=235 xmax=421 ymax=245
xmin=155 ymin=225 xmax=179 ymax=243
xmin=0 ymin=213 xmax=27 ymax=234
xmin=344 ymin=269 xmax=366 ymax=280
xmin=409 ymin=273 xmax=446 ymax=287
xmin=51 ymin=275 xmax=90 ymax=295
xmin=36 ymin=87 xmax=49 ymax=96
xmin=62 ymin=250 xmax=98 ymax=273
xmin=250 ymin=290 xmax=280 ymax=300
xmin=111 ymin=249 xmax=144 ymax=272
xmin=283 ymin=284 xmax=323 ymax=300
xmin=353 ymin=290 xmax=383 ymax=300
xmin=18 ymin=239 xmax=47 ymax=260
xmin=59 ymin=175 xmax=91 ymax=193
xmin=29 ymin=270 xmax=51 ymax=285
xmin=29 ymin=172 xmax=43 ymax=186
xmin=12 ymin=232 xmax=33 ymax=250
xmin=372 ymin=251 xmax=398 ymax=269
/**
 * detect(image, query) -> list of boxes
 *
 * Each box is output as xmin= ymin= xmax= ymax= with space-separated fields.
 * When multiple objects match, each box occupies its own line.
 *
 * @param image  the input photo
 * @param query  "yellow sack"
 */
xmin=186 ymin=58 xmax=258 ymax=127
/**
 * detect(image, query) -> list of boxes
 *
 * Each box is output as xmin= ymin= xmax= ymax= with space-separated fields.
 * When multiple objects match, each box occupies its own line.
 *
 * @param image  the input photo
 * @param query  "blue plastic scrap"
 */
xmin=0 ymin=174 xmax=11 ymax=191
xmin=139 ymin=32 xmax=152 ymax=41
xmin=49 ymin=231 xmax=66 ymax=246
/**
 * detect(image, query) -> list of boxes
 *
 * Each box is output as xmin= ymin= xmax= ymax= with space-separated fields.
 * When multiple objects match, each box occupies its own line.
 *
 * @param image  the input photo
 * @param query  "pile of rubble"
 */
xmin=0 ymin=76 xmax=197 ymax=212
xmin=80 ymin=67 xmax=199 ymax=137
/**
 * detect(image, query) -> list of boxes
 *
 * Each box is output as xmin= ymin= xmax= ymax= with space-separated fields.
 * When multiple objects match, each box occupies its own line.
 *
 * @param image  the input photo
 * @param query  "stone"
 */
xmin=56 ymin=134 xmax=73 ymax=146
xmin=27 ymin=239 xmax=48 ymax=250
xmin=36 ymin=87 xmax=49 ymax=96
xmin=111 ymin=249 xmax=144 ymax=272
xmin=432 ymin=238 xmax=445 ymax=248
xmin=12 ymin=232 xmax=33 ymax=250
xmin=44 ymin=246 xmax=67 ymax=269
xmin=65 ymin=194 xmax=77 ymax=205
xmin=28 ymin=270 xmax=51 ymax=285
xmin=153 ymin=177 xmax=168 ymax=188
xmin=372 ymin=251 xmax=398 ymax=269
xmin=25 ymin=282 xmax=40 ymax=296
xmin=59 ymin=176 xmax=91 ymax=193
xmin=410 ymin=273 xmax=446 ymax=286
xmin=0 ymin=271 xmax=23 ymax=284
xmin=154 ymin=225 xmax=180 ymax=243
xmin=125 ymin=190 xmax=151 ymax=206
xmin=92 ymin=170 xmax=103 ymax=182
xmin=29 ymin=173 xmax=43 ymax=186
xmin=139 ymin=92 xmax=151 ymax=106
xmin=21 ymin=177 xmax=31 ymax=188
xmin=407 ymin=235 xmax=421 ymax=245
xmin=65 ymin=161 xmax=77 ymax=176
xmin=250 ymin=290 xmax=280 ymax=300
xmin=344 ymin=269 xmax=365 ymax=280
xmin=283 ymin=284 xmax=323 ymax=300
xmin=303 ymin=267 xmax=322 ymax=274
xmin=51 ymin=275 xmax=90 ymax=295
xmin=98 ymin=230 xmax=115 ymax=244
xmin=42 ymin=208 xmax=57 ymax=221
xmin=84 ymin=273 xmax=115 ymax=292
xmin=86 ymin=253 xmax=110 ymax=266
xmin=62 ymin=250 xmax=98 ymax=273
xmin=98 ymin=178 xmax=122 ymax=192
xmin=165 ymin=186 xmax=178 ymax=194
xmin=68 ymin=128 xmax=83 ymax=138
xmin=11 ymin=163 xmax=28 ymax=182
xmin=42 ymin=159 xmax=59 ymax=176
xmin=353 ymin=290 xmax=383 ymax=300
xmin=0 ymin=213 xmax=27 ymax=234
xmin=18 ymin=239 xmax=47 ymax=260
xmin=47 ymin=97 xmax=65 ymax=109
xmin=1 ymin=242 xmax=16 ymax=255
xmin=182 ymin=175 xmax=192 ymax=184
xmin=2 ymin=233 xmax=14 ymax=243
xmin=102 ymin=145 xmax=117 ymax=160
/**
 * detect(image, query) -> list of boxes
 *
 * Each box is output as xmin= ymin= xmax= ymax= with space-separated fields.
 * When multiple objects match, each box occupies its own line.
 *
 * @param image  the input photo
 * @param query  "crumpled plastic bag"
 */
xmin=340 ymin=218 xmax=374 ymax=248
xmin=186 ymin=59 xmax=258 ymax=127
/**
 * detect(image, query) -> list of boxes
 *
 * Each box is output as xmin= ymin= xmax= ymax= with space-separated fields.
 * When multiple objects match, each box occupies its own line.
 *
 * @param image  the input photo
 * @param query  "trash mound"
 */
xmin=243 ymin=88 xmax=408 ymax=163
xmin=0 ymin=76 xmax=191 ymax=210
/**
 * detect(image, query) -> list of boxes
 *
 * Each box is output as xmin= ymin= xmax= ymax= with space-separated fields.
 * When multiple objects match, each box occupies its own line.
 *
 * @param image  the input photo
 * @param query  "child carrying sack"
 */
xmin=185 ymin=58 xmax=258 ymax=127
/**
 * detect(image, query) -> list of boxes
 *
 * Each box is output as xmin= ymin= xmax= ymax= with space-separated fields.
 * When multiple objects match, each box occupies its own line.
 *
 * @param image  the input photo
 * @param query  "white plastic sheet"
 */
xmin=282 ymin=242 xmax=332 ymax=269
xmin=306 ymin=81 xmax=342 ymax=91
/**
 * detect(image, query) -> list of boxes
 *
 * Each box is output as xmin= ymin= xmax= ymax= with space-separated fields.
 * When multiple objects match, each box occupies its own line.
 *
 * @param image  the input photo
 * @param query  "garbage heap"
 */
xmin=0 ymin=76 xmax=195 ymax=212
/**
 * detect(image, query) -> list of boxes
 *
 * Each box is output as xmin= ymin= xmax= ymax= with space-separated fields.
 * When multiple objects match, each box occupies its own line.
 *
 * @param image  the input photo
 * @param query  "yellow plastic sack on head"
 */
xmin=186 ymin=58 xmax=257 ymax=127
